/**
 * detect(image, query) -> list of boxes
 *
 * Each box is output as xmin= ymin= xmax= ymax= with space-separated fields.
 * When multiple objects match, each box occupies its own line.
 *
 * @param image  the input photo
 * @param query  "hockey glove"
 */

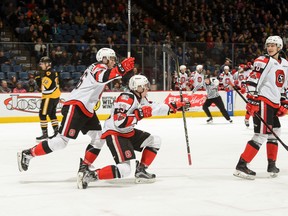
xmin=277 ymin=100 xmax=288 ymax=117
xmin=240 ymin=87 xmax=246 ymax=94
xmin=169 ymin=101 xmax=192 ymax=113
xmin=246 ymin=94 xmax=259 ymax=117
xmin=134 ymin=106 xmax=152 ymax=121
xmin=117 ymin=57 xmax=135 ymax=75
xmin=234 ymin=80 xmax=239 ymax=86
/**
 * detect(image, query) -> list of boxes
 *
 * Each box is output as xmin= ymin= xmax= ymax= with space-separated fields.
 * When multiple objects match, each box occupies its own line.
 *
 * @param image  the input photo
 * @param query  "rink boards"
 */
xmin=0 ymin=91 xmax=246 ymax=123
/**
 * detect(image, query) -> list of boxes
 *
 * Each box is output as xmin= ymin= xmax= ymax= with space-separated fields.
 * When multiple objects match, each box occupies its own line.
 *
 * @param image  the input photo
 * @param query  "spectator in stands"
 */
xmin=74 ymin=11 xmax=85 ymax=25
xmin=112 ymin=79 xmax=126 ymax=92
xmin=7 ymin=76 xmax=18 ymax=90
xmin=70 ymin=51 xmax=82 ymax=66
xmin=0 ymin=50 xmax=10 ymax=66
xmin=58 ymin=50 xmax=70 ymax=66
xmin=34 ymin=37 xmax=47 ymax=62
xmin=51 ymin=22 xmax=61 ymax=35
xmin=67 ymin=39 xmax=78 ymax=54
xmin=13 ymin=81 xmax=27 ymax=93
xmin=24 ymin=72 xmax=39 ymax=92
xmin=0 ymin=80 xmax=12 ymax=93
xmin=219 ymin=58 xmax=232 ymax=76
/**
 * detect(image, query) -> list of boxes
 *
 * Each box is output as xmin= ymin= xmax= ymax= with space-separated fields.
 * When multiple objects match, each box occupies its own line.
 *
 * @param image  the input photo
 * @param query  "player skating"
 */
xmin=234 ymin=36 xmax=288 ymax=180
xmin=17 ymin=48 xmax=135 ymax=172
xmin=77 ymin=74 xmax=191 ymax=189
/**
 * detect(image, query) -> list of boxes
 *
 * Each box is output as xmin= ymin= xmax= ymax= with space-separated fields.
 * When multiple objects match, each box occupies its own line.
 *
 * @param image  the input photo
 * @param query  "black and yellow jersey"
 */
xmin=37 ymin=68 xmax=61 ymax=99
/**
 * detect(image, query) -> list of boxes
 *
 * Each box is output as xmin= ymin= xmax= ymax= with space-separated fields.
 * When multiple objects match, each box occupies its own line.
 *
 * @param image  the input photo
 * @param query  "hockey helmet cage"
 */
xmin=179 ymin=65 xmax=187 ymax=71
xmin=129 ymin=75 xmax=150 ymax=91
xmin=265 ymin=36 xmax=283 ymax=49
xmin=96 ymin=48 xmax=116 ymax=62
xmin=39 ymin=56 xmax=52 ymax=64
xmin=196 ymin=65 xmax=203 ymax=71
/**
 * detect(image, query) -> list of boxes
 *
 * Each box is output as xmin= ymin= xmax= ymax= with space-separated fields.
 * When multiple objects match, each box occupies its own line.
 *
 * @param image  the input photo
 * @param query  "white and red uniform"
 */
xmin=175 ymin=72 xmax=189 ymax=91
xmin=65 ymin=63 xmax=122 ymax=117
xmin=102 ymin=91 xmax=170 ymax=138
xmin=233 ymin=70 xmax=248 ymax=88
xmin=219 ymin=71 xmax=234 ymax=91
xmin=190 ymin=71 xmax=204 ymax=92
xmin=246 ymin=55 xmax=288 ymax=107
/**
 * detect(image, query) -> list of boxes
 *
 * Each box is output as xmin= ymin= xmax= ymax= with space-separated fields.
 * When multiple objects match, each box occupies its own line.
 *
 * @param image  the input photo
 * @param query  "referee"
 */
xmin=202 ymin=75 xmax=232 ymax=123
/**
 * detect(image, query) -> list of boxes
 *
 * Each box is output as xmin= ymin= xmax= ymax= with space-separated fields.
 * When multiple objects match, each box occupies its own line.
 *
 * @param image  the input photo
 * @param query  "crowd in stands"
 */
xmin=0 ymin=0 xmax=288 ymax=92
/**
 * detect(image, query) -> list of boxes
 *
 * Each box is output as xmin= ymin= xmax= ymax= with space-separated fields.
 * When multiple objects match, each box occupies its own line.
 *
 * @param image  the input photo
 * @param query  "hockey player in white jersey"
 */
xmin=17 ymin=48 xmax=135 ymax=173
xmin=234 ymin=36 xmax=288 ymax=180
xmin=190 ymin=64 xmax=205 ymax=92
xmin=77 ymin=74 xmax=191 ymax=189
xmin=174 ymin=65 xmax=190 ymax=91
xmin=219 ymin=65 xmax=234 ymax=91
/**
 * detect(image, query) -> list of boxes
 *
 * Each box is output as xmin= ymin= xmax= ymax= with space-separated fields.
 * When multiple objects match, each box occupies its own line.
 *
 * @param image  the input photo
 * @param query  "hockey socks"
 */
xmin=140 ymin=147 xmax=158 ymax=167
xmin=83 ymin=144 xmax=101 ymax=165
xmin=97 ymin=165 xmax=120 ymax=180
xmin=30 ymin=140 xmax=53 ymax=156
xmin=240 ymin=140 xmax=259 ymax=163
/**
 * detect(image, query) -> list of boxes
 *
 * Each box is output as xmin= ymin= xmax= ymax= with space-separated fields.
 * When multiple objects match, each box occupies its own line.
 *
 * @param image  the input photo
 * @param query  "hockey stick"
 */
xmin=163 ymin=46 xmax=192 ymax=165
xmin=230 ymin=83 xmax=288 ymax=151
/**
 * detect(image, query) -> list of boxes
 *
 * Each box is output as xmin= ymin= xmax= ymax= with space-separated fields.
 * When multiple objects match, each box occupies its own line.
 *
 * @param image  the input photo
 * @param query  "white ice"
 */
xmin=1 ymin=116 xmax=288 ymax=216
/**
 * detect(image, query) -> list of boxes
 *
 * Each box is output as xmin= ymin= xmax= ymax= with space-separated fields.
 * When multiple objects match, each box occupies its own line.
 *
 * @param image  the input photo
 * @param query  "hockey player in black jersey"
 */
xmin=35 ymin=56 xmax=61 ymax=141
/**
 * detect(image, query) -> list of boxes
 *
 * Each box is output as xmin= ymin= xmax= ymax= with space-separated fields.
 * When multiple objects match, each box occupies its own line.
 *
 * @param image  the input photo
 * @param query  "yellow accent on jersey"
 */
xmin=93 ymin=101 xmax=101 ymax=111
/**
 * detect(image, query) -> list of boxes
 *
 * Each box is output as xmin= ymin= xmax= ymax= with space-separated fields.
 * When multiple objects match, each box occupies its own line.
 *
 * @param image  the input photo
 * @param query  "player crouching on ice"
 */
xmin=77 ymin=75 xmax=191 ymax=189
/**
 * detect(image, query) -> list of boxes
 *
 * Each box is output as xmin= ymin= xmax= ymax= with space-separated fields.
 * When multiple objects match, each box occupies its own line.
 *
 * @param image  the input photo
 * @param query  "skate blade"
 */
xmin=135 ymin=177 xmax=156 ymax=184
xmin=17 ymin=152 xmax=24 ymax=172
xmin=233 ymin=170 xmax=255 ymax=180
xmin=77 ymin=172 xmax=87 ymax=189
xmin=268 ymin=172 xmax=278 ymax=178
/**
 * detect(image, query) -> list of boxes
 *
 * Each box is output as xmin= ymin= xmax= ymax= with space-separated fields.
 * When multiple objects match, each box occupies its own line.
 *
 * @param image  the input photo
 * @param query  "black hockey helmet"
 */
xmin=39 ymin=56 xmax=52 ymax=64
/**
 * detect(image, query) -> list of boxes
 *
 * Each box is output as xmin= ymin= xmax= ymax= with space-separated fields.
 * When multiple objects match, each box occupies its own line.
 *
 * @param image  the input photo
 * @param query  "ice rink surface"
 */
xmin=1 ymin=116 xmax=288 ymax=216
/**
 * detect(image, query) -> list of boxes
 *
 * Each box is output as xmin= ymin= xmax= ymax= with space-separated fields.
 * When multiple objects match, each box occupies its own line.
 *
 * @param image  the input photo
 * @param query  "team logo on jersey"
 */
xmin=276 ymin=70 xmax=285 ymax=87
xmin=125 ymin=150 xmax=132 ymax=158
xmin=69 ymin=129 xmax=76 ymax=137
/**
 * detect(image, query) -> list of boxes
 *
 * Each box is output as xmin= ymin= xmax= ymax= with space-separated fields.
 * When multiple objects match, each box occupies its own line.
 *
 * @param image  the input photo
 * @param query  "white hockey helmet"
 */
xmin=129 ymin=75 xmax=150 ymax=92
xmin=265 ymin=36 xmax=283 ymax=49
xmin=179 ymin=65 xmax=186 ymax=71
xmin=96 ymin=48 xmax=116 ymax=62
xmin=196 ymin=64 xmax=203 ymax=71
xmin=224 ymin=65 xmax=230 ymax=70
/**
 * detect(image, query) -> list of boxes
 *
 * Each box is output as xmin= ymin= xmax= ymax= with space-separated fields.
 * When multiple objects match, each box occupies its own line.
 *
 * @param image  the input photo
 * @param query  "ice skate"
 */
xmin=135 ymin=160 xmax=156 ymax=183
xmin=244 ymin=119 xmax=249 ymax=127
xmin=17 ymin=149 xmax=33 ymax=172
xmin=48 ymin=129 xmax=58 ymax=139
xmin=267 ymin=160 xmax=279 ymax=178
xmin=36 ymin=132 xmax=48 ymax=142
xmin=233 ymin=158 xmax=256 ymax=180
xmin=206 ymin=117 xmax=213 ymax=123
xmin=77 ymin=158 xmax=98 ymax=189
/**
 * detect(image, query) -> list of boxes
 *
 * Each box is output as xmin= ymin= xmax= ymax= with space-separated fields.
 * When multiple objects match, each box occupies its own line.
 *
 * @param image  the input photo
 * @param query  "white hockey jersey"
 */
xmin=233 ymin=71 xmax=248 ymax=88
xmin=219 ymin=71 xmax=234 ymax=90
xmin=64 ymin=63 xmax=122 ymax=117
xmin=101 ymin=91 xmax=170 ymax=138
xmin=191 ymin=71 xmax=204 ymax=92
xmin=246 ymin=55 xmax=288 ymax=107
